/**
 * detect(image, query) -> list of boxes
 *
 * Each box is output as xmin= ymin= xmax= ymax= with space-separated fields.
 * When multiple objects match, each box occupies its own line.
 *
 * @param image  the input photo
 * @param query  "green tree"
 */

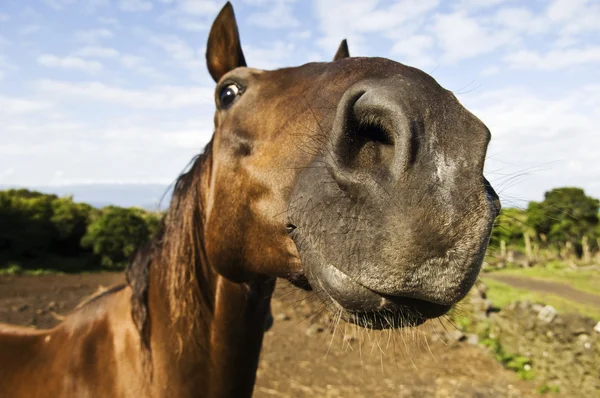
xmin=490 ymin=208 xmax=530 ymax=248
xmin=50 ymin=197 xmax=94 ymax=255
xmin=81 ymin=206 xmax=152 ymax=269
xmin=526 ymin=187 xmax=599 ymax=256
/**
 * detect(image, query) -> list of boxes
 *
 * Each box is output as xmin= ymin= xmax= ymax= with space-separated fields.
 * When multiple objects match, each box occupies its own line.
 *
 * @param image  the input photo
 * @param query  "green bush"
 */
xmin=81 ymin=206 xmax=153 ymax=270
xmin=0 ymin=189 xmax=163 ymax=272
xmin=0 ymin=190 xmax=56 ymax=256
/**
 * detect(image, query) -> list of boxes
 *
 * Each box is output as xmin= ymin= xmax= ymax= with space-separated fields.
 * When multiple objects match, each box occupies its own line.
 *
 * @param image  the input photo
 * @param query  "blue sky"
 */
xmin=0 ymin=0 xmax=598 ymax=206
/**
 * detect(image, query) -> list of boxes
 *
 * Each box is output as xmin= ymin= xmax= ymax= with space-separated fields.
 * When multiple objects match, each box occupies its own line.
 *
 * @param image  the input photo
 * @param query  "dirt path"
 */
xmin=0 ymin=273 xmax=545 ymax=397
xmin=487 ymin=273 xmax=600 ymax=309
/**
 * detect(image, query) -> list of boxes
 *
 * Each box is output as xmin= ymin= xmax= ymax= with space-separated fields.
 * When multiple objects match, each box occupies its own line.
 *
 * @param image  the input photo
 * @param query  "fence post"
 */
xmin=524 ymin=232 xmax=533 ymax=267
xmin=582 ymin=236 xmax=591 ymax=264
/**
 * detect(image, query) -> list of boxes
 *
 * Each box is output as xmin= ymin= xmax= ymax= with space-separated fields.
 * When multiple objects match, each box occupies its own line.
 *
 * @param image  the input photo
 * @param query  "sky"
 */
xmin=0 ymin=0 xmax=598 ymax=207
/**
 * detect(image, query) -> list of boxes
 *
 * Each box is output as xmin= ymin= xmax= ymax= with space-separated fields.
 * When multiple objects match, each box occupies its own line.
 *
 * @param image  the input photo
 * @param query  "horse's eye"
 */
xmin=219 ymin=84 xmax=240 ymax=109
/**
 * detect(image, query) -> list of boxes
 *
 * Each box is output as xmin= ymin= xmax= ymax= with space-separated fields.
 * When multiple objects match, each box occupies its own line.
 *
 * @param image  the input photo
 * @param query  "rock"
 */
xmin=532 ymin=303 xmax=545 ymax=313
xmin=577 ymin=334 xmax=589 ymax=343
xmin=467 ymin=334 xmax=479 ymax=345
xmin=305 ymin=324 xmax=325 ymax=336
xmin=538 ymin=305 xmax=557 ymax=323
xmin=449 ymin=330 xmax=466 ymax=342
xmin=518 ymin=300 xmax=532 ymax=310
xmin=274 ymin=313 xmax=291 ymax=322
xmin=46 ymin=301 xmax=57 ymax=311
xmin=12 ymin=304 xmax=29 ymax=312
xmin=594 ymin=321 xmax=600 ymax=334
xmin=470 ymin=298 xmax=493 ymax=314
xmin=343 ymin=333 xmax=357 ymax=344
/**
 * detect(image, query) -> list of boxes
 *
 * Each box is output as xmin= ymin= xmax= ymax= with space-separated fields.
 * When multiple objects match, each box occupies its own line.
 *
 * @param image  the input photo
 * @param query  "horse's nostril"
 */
xmin=285 ymin=223 xmax=297 ymax=234
xmin=354 ymin=120 xmax=394 ymax=147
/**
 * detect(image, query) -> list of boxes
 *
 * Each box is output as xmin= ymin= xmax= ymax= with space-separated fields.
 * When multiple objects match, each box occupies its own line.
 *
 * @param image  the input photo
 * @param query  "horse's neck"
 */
xmin=147 ymin=264 xmax=275 ymax=398
xmin=209 ymin=274 xmax=275 ymax=397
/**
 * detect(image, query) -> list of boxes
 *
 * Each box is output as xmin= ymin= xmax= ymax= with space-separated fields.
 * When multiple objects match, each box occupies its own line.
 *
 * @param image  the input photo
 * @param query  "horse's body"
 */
xmin=0 ymin=2 xmax=500 ymax=397
xmin=0 ymin=240 xmax=272 ymax=398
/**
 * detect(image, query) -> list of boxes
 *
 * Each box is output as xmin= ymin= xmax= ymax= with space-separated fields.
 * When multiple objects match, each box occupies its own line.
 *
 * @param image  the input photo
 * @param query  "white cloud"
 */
xmin=243 ymin=41 xmax=296 ymax=70
xmin=0 ymin=55 xmax=16 ymax=80
xmin=0 ymin=96 xmax=52 ymax=114
xmin=98 ymin=17 xmax=119 ymax=25
xmin=247 ymin=0 xmax=300 ymax=29
xmin=75 ymin=28 xmax=114 ymax=43
xmin=454 ymin=0 xmax=514 ymax=10
xmin=34 ymin=80 xmax=213 ymax=109
xmin=37 ymin=54 xmax=103 ymax=74
xmin=83 ymin=0 xmax=110 ymax=12
xmin=313 ymin=0 xmax=439 ymax=55
xmin=119 ymin=0 xmax=153 ymax=12
xmin=505 ymin=47 xmax=600 ymax=70
xmin=41 ymin=0 xmax=67 ymax=10
xmin=18 ymin=24 xmax=43 ymax=36
xmin=468 ymin=86 xmax=600 ymax=201
xmin=391 ymin=34 xmax=435 ymax=68
xmin=0 ymin=109 xmax=214 ymax=186
xmin=175 ymin=0 xmax=221 ymax=15
xmin=431 ymin=11 xmax=516 ymax=63
xmin=481 ymin=66 xmax=500 ymax=76
xmin=120 ymin=55 xmax=167 ymax=79
xmin=494 ymin=7 xmax=547 ymax=35
xmin=75 ymin=46 xmax=120 ymax=58
xmin=150 ymin=34 xmax=205 ymax=76
xmin=42 ymin=0 xmax=109 ymax=11
xmin=0 ymin=168 xmax=16 ymax=182
xmin=159 ymin=0 xmax=221 ymax=31
xmin=546 ymin=0 xmax=600 ymax=41
xmin=288 ymin=30 xmax=311 ymax=40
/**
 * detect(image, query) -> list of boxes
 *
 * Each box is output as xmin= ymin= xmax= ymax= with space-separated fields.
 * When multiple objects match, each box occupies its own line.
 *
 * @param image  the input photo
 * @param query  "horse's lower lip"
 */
xmin=377 ymin=293 xmax=452 ymax=320
xmin=293 ymin=261 xmax=453 ymax=328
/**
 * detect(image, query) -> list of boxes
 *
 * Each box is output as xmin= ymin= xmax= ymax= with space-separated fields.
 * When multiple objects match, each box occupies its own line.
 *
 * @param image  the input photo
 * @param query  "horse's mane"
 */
xmin=125 ymin=140 xmax=215 ymax=357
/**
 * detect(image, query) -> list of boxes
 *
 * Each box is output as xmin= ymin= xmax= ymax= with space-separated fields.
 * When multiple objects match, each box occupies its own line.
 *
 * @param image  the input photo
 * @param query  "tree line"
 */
xmin=0 ymin=189 xmax=162 ymax=272
xmin=490 ymin=187 xmax=600 ymax=264
xmin=0 ymin=187 xmax=598 ymax=272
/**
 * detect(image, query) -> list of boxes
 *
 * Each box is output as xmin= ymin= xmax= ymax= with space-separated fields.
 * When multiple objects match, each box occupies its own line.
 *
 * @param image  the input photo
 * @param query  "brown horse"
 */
xmin=0 ymin=2 xmax=500 ymax=397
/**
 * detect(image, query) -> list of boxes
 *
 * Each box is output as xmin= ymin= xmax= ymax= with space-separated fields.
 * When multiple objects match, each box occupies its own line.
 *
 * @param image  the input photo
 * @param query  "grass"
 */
xmin=0 ymin=263 xmax=64 ymax=276
xmin=537 ymin=384 xmax=561 ymax=394
xmin=491 ymin=265 xmax=600 ymax=296
xmin=482 ymin=277 xmax=600 ymax=319
xmin=0 ymin=254 xmax=110 ymax=275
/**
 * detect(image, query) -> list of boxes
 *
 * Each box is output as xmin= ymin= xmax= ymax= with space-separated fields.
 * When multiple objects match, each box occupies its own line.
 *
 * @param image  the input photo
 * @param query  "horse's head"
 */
xmin=202 ymin=3 xmax=500 ymax=329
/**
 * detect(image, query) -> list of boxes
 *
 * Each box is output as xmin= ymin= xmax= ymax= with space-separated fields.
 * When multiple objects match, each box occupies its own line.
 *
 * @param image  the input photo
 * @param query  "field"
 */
xmin=483 ymin=265 xmax=600 ymax=319
xmin=0 ymin=272 xmax=547 ymax=398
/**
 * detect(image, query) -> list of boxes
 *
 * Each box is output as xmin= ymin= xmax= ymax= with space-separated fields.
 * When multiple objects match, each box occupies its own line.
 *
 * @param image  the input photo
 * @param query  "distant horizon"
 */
xmin=0 ymin=182 xmax=174 ymax=210
xmin=1 ymin=0 xmax=598 ymax=203
xmin=3 ymin=181 xmax=600 ymax=210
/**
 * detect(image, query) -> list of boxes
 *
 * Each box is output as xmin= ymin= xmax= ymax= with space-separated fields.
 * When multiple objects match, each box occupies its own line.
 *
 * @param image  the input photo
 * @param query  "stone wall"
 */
xmin=480 ymin=297 xmax=600 ymax=397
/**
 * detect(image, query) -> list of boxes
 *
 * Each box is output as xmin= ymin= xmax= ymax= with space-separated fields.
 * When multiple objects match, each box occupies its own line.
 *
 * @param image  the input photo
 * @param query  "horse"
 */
xmin=0 ymin=2 xmax=500 ymax=397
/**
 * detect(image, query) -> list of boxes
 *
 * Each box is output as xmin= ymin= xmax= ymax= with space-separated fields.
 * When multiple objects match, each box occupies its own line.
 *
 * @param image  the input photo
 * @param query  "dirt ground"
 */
xmin=0 ymin=273 xmax=547 ymax=397
xmin=487 ymin=273 xmax=600 ymax=309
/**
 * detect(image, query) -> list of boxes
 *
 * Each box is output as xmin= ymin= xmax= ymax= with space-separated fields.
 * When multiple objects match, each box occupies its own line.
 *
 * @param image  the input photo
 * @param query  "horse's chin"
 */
xmin=286 ymin=262 xmax=453 ymax=330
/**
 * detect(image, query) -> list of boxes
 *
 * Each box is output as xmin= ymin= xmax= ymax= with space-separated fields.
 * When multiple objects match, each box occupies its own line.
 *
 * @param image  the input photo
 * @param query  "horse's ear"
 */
xmin=206 ymin=2 xmax=247 ymax=83
xmin=333 ymin=39 xmax=350 ymax=61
